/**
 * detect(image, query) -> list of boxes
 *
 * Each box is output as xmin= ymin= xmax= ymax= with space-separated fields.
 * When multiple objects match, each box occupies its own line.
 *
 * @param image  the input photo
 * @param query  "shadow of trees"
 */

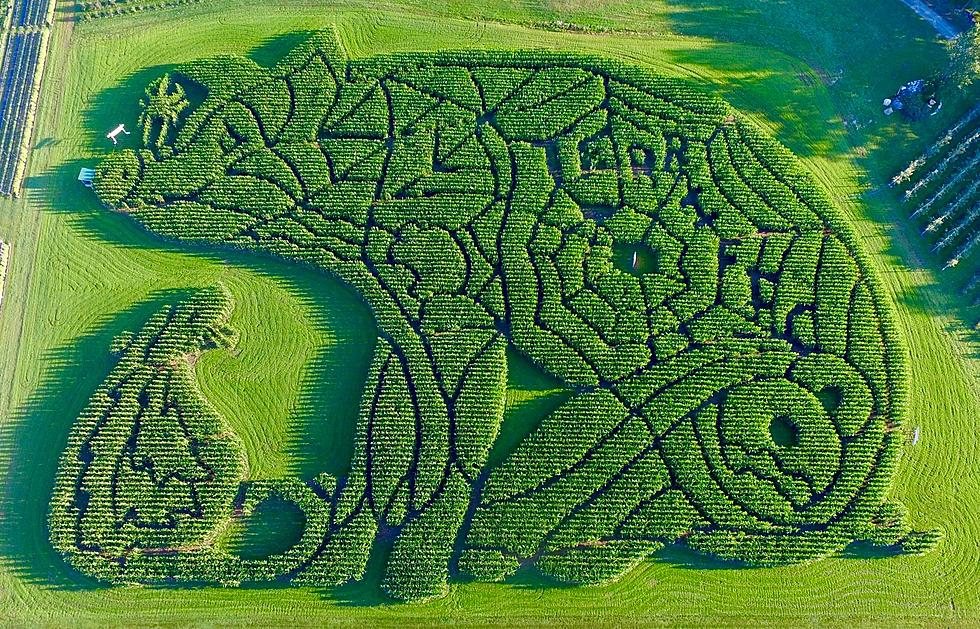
xmin=0 ymin=288 xmax=189 ymax=591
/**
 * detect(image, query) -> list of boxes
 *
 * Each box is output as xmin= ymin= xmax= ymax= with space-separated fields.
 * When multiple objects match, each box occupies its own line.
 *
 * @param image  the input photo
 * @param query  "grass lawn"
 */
xmin=1 ymin=0 xmax=979 ymax=625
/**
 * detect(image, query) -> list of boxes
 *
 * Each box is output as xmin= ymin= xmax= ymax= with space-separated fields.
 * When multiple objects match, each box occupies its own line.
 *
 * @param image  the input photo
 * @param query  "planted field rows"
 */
xmin=0 ymin=0 xmax=55 ymax=196
xmin=893 ymin=104 xmax=980 ymax=300
xmin=50 ymin=31 xmax=936 ymax=604
xmin=9 ymin=0 xmax=53 ymax=28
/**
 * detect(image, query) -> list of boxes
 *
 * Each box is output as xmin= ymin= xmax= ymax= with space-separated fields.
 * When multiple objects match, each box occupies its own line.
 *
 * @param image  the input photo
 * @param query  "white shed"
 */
xmin=78 ymin=167 xmax=95 ymax=188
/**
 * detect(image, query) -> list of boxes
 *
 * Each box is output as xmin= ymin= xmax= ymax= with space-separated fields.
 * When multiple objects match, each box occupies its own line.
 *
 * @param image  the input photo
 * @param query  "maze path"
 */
xmin=51 ymin=32 xmax=936 ymax=602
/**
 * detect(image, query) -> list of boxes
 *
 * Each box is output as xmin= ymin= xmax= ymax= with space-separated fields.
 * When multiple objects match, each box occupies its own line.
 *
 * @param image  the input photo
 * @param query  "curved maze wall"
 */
xmin=49 ymin=32 xmax=937 ymax=602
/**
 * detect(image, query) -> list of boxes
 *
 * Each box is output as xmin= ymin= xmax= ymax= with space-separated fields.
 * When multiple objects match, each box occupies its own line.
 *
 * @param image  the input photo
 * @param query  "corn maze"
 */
xmin=892 ymin=104 xmax=980 ymax=301
xmin=51 ymin=31 xmax=938 ymax=602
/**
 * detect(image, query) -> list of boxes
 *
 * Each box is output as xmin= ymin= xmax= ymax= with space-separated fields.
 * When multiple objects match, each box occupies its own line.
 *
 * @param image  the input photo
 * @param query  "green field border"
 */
xmin=1 ymin=1 xmax=979 ymax=626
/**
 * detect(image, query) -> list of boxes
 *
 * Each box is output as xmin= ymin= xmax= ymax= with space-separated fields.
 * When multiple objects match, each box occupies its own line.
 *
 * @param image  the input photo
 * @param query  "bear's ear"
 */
xmin=274 ymin=28 xmax=347 ymax=77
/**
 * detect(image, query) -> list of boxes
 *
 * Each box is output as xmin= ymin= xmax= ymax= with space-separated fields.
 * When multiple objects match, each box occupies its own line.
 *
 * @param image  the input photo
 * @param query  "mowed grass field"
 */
xmin=1 ymin=0 xmax=979 ymax=625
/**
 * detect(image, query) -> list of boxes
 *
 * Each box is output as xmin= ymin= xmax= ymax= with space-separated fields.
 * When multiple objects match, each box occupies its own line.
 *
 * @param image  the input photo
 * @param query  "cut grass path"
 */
xmin=0 ymin=1 xmax=978 ymax=626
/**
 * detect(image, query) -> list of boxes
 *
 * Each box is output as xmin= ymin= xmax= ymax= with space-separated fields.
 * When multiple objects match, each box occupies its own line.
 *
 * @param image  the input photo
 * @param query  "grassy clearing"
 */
xmin=0 ymin=0 xmax=978 ymax=625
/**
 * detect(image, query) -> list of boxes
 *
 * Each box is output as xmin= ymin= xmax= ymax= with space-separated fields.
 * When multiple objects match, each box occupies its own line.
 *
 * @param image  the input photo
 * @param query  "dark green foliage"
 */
xmin=57 ymin=30 xmax=931 ymax=602
xmin=48 ymin=288 xmax=243 ymax=566
xmin=139 ymin=74 xmax=190 ymax=148
xmin=48 ymin=288 xmax=338 ymax=585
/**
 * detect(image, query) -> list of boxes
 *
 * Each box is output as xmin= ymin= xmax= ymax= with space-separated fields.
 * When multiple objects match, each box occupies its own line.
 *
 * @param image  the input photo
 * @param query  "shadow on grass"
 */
xmin=227 ymin=496 xmax=307 ymax=560
xmin=485 ymin=394 xmax=570 ymax=470
xmin=3 ymin=31 xmax=377 ymax=595
xmin=500 ymin=564 xmax=578 ymax=592
xmin=327 ymin=534 xmax=397 ymax=607
xmin=660 ymin=0 xmax=980 ymax=333
xmin=73 ymin=63 xmax=175 ymax=155
xmin=664 ymin=43 xmax=843 ymax=160
xmin=247 ymin=30 xmax=318 ymax=67
xmin=0 ymin=288 xmax=195 ymax=591
xmin=653 ymin=543 xmax=747 ymax=570
xmin=841 ymin=540 xmax=906 ymax=560
xmin=859 ymin=185 xmax=980 ymax=336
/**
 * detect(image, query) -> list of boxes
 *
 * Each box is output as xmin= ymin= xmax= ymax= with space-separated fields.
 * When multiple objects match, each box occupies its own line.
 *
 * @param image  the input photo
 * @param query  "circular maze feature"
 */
xmin=50 ymin=31 xmax=938 ymax=602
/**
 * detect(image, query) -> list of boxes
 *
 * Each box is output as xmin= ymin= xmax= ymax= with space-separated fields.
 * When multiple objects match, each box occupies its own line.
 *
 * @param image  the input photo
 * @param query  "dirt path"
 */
xmin=897 ymin=0 xmax=961 ymax=39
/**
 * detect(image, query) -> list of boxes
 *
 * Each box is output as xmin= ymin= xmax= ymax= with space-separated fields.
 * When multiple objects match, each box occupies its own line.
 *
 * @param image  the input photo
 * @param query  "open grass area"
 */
xmin=1 ymin=0 xmax=979 ymax=625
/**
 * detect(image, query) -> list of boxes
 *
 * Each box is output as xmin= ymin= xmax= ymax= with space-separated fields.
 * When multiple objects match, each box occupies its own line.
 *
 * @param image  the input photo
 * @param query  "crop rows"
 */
xmin=892 ymin=103 xmax=980 ymax=188
xmin=55 ymin=31 xmax=933 ymax=602
xmin=0 ymin=28 xmax=49 ymax=196
xmin=893 ymin=105 xmax=980 ymax=294
xmin=48 ymin=288 xmax=343 ymax=584
xmin=9 ymin=0 xmax=53 ymax=28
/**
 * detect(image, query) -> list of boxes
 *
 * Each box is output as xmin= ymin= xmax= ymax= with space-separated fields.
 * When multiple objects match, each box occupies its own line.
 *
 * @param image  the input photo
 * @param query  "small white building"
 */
xmin=78 ymin=167 xmax=95 ymax=188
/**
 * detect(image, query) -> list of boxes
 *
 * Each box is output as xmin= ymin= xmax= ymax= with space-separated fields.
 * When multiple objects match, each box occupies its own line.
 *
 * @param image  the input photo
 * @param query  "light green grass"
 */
xmin=1 ymin=0 xmax=979 ymax=625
